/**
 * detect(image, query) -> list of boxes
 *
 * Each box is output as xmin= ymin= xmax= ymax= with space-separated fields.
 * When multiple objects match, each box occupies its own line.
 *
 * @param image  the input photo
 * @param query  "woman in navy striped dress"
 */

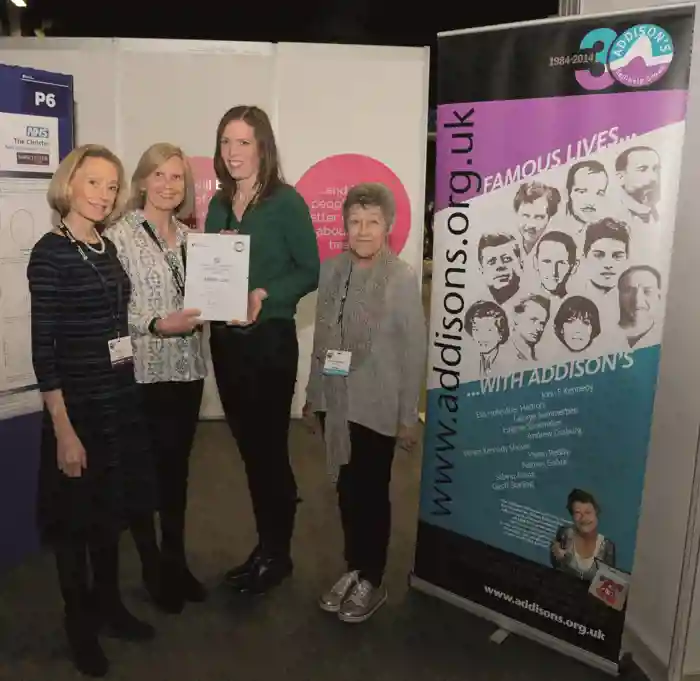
xmin=28 ymin=144 xmax=156 ymax=677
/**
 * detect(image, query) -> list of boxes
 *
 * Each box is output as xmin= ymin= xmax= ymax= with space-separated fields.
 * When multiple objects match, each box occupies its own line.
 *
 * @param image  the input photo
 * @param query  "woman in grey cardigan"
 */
xmin=304 ymin=182 xmax=426 ymax=623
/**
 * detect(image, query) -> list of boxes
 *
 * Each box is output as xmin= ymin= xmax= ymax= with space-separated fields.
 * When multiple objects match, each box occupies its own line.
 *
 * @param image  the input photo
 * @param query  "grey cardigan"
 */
xmin=306 ymin=251 xmax=427 ymax=476
xmin=550 ymin=525 xmax=616 ymax=581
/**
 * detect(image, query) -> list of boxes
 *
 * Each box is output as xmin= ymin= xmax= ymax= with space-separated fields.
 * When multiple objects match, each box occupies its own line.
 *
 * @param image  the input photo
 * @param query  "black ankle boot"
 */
xmin=64 ymin=610 xmax=109 ymax=678
xmin=90 ymin=538 xmax=156 ymax=641
xmin=56 ymin=540 xmax=108 ymax=677
xmin=100 ymin=599 xmax=156 ymax=642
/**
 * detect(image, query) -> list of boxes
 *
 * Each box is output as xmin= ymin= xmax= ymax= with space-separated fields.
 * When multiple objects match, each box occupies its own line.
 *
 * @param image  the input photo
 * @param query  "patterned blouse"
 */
xmin=106 ymin=210 xmax=207 ymax=385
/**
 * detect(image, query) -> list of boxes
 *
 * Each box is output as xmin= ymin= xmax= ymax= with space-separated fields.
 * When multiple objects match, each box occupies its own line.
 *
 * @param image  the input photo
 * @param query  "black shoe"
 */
xmin=182 ymin=567 xmax=207 ymax=603
xmin=65 ymin=615 xmax=109 ymax=678
xmin=101 ymin=601 xmax=155 ymax=642
xmin=223 ymin=545 xmax=263 ymax=588
xmin=232 ymin=554 xmax=293 ymax=595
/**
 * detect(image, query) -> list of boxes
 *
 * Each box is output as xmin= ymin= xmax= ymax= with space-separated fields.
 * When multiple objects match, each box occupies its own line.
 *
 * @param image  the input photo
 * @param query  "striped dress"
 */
xmin=28 ymin=232 xmax=155 ymax=544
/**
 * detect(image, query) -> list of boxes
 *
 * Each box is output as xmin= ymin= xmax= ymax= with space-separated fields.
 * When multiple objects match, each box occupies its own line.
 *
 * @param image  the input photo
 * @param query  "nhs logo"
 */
xmin=26 ymin=126 xmax=49 ymax=139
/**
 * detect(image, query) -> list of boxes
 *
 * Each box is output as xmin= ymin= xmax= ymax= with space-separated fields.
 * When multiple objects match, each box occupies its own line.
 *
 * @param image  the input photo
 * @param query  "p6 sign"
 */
xmin=22 ymin=80 xmax=69 ymax=117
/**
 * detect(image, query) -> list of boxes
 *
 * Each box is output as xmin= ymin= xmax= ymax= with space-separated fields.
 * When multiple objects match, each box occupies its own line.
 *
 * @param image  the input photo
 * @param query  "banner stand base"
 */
xmin=408 ymin=573 xmax=620 ymax=677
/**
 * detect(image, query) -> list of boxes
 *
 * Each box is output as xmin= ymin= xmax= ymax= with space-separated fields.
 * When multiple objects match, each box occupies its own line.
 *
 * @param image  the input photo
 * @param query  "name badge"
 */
xmin=323 ymin=350 xmax=352 ymax=376
xmin=108 ymin=336 xmax=133 ymax=367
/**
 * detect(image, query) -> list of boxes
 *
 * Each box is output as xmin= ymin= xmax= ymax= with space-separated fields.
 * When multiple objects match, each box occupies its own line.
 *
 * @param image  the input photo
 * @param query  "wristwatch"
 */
xmin=148 ymin=317 xmax=161 ymax=336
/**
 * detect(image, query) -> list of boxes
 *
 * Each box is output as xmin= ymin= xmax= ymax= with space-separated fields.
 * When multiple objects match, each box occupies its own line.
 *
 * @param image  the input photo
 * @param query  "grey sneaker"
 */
xmin=338 ymin=580 xmax=387 ymax=623
xmin=319 ymin=571 xmax=359 ymax=613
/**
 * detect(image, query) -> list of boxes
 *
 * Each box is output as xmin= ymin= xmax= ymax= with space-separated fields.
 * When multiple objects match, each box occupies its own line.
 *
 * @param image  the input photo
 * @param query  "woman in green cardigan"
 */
xmin=206 ymin=105 xmax=320 ymax=594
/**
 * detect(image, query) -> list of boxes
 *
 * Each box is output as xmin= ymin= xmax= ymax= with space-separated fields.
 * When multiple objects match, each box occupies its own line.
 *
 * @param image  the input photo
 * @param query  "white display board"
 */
xmin=0 ymin=37 xmax=429 ymax=419
xmin=275 ymin=42 xmax=429 ymax=415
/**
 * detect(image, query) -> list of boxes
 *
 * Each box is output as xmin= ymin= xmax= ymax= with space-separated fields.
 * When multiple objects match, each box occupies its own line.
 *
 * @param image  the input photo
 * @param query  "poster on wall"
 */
xmin=295 ymin=153 xmax=412 ymax=261
xmin=0 ymin=66 xmax=73 ymax=420
xmin=412 ymin=6 xmax=695 ymax=673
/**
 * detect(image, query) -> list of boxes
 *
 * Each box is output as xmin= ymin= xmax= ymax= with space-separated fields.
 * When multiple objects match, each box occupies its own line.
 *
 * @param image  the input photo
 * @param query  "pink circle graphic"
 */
xmin=188 ymin=156 xmax=219 ymax=232
xmin=295 ymin=154 xmax=411 ymax=262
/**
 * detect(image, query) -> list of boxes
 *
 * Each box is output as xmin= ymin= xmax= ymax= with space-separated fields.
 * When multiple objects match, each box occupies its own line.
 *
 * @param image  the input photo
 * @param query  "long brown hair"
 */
xmin=213 ymin=105 xmax=285 ymax=204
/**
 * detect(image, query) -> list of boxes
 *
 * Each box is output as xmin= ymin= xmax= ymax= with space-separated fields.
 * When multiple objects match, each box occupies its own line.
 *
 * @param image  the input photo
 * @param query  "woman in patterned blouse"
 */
xmin=107 ymin=143 xmax=206 ymax=614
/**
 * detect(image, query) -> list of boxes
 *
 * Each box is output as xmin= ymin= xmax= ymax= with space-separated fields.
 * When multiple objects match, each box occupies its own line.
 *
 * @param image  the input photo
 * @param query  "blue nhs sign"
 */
xmin=26 ymin=126 xmax=49 ymax=139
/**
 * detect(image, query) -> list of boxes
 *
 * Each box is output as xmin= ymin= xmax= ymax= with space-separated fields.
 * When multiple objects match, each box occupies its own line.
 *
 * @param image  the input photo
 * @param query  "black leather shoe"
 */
xmin=232 ymin=554 xmax=293 ymax=595
xmin=223 ymin=545 xmax=263 ymax=588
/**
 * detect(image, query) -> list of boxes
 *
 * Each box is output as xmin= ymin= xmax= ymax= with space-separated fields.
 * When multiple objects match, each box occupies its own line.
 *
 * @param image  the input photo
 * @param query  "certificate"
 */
xmin=183 ymin=233 xmax=250 ymax=322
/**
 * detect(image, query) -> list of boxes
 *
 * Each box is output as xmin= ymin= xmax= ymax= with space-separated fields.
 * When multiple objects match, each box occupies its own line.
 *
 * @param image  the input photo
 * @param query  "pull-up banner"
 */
xmin=412 ymin=6 xmax=695 ymax=673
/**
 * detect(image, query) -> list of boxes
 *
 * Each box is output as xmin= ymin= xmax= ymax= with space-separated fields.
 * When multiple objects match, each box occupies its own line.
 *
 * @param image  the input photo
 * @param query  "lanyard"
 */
xmin=140 ymin=220 xmax=186 ymax=297
xmin=337 ymin=263 xmax=353 ymax=345
xmin=58 ymin=221 xmax=121 ymax=336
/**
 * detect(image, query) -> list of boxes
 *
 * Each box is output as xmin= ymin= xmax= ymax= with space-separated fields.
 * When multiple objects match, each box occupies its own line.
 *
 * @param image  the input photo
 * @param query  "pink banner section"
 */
xmin=435 ymin=90 xmax=688 ymax=211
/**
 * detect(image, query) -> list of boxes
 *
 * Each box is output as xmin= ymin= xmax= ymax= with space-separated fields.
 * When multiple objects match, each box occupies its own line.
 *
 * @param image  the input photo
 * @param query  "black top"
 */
xmin=29 ymin=232 xmax=131 ymax=398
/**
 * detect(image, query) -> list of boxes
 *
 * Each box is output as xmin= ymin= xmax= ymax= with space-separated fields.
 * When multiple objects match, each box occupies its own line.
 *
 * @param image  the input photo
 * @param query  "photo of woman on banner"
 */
xmin=570 ymin=218 xmax=630 ymax=332
xmin=552 ymin=295 xmax=601 ymax=355
xmin=464 ymin=300 xmax=513 ymax=376
xmin=550 ymin=488 xmax=616 ymax=582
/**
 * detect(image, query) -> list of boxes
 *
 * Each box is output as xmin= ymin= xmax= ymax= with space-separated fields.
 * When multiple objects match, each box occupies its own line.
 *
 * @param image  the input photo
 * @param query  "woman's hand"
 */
xmin=228 ymin=288 xmax=267 ymax=326
xmin=157 ymin=309 xmax=202 ymax=335
xmin=398 ymin=424 xmax=419 ymax=451
xmin=302 ymin=401 xmax=317 ymax=433
xmin=551 ymin=541 xmax=568 ymax=561
xmin=56 ymin=424 xmax=86 ymax=478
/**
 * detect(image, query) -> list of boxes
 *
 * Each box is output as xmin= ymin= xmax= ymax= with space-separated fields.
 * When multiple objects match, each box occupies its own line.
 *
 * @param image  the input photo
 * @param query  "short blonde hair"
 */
xmin=128 ymin=143 xmax=195 ymax=219
xmin=47 ymin=144 xmax=127 ymax=223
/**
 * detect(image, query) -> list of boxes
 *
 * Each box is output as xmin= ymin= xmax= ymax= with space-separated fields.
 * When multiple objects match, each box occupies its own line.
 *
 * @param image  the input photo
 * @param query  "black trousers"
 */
xmin=210 ymin=319 xmax=299 ymax=558
xmin=321 ymin=417 xmax=396 ymax=587
xmin=136 ymin=379 xmax=203 ymax=564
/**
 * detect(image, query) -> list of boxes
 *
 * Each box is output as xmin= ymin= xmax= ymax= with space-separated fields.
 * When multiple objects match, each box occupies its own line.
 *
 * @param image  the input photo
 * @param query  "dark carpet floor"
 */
xmin=0 ymin=420 xmax=629 ymax=680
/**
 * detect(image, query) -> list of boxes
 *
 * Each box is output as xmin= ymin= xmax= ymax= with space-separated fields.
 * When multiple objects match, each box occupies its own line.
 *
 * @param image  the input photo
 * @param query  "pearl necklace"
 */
xmin=83 ymin=230 xmax=106 ymax=255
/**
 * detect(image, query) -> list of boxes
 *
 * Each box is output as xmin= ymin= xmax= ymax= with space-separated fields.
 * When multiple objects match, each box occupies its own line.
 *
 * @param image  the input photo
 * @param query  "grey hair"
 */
xmin=342 ymin=182 xmax=396 ymax=233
